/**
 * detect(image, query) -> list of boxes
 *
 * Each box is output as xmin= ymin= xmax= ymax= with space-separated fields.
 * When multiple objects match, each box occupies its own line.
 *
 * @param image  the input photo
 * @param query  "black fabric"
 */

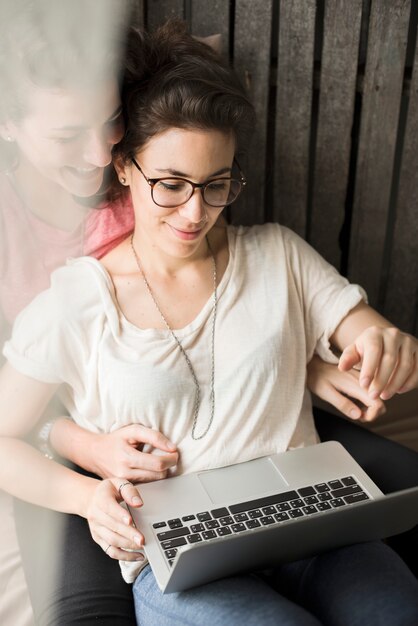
xmin=14 ymin=413 xmax=418 ymax=624
xmin=314 ymin=408 xmax=418 ymax=577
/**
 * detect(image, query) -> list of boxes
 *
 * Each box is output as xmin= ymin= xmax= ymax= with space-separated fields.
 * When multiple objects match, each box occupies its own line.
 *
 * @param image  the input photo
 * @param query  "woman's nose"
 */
xmin=83 ymin=130 xmax=113 ymax=168
xmin=177 ymin=188 xmax=208 ymax=223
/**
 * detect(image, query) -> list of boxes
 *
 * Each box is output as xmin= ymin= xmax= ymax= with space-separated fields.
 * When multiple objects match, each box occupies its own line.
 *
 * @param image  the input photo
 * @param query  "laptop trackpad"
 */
xmin=197 ymin=457 xmax=289 ymax=504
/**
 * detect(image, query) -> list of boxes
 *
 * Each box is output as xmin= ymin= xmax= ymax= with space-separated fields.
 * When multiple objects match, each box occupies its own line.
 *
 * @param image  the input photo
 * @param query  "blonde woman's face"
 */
xmin=8 ymin=79 xmax=124 ymax=197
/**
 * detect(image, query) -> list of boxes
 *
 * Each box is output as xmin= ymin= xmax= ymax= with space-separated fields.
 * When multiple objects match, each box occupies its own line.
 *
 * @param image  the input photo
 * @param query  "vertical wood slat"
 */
xmin=230 ymin=0 xmax=273 ymax=225
xmin=383 ymin=28 xmax=418 ymax=335
xmin=190 ymin=0 xmax=230 ymax=58
xmin=273 ymin=0 xmax=316 ymax=238
xmin=129 ymin=0 xmax=145 ymax=28
xmin=309 ymin=0 xmax=362 ymax=270
xmin=146 ymin=0 xmax=185 ymax=31
xmin=348 ymin=0 xmax=410 ymax=307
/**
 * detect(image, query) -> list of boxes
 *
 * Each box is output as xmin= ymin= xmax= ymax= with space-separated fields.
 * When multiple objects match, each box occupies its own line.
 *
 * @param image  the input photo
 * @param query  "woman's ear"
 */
xmin=0 ymin=123 xmax=15 ymax=143
xmin=113 ymin=156 xmax=131 ymax=187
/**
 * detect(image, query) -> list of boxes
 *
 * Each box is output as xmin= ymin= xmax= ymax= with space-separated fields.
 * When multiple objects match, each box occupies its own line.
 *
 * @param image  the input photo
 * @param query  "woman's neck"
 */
xmin=130 ymin=228 xmax=214 ymax=280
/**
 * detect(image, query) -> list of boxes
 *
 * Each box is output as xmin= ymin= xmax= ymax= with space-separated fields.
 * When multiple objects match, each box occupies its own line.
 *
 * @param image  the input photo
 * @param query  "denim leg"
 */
xmin=133 ymin=565 xmax=321 ymax=626
xmin=270 ymin=541 xmax=418 ymax=626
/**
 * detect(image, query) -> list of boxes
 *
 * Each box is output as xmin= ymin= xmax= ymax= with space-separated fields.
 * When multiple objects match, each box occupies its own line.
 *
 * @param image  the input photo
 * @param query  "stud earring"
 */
xmin=120 ymin=176 xmax=127 ymax=185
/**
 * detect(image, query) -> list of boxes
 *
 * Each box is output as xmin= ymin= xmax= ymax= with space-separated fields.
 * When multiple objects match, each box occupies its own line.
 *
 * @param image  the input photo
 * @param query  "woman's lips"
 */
xmin=168 ymin=225 xmax=203 ymax=240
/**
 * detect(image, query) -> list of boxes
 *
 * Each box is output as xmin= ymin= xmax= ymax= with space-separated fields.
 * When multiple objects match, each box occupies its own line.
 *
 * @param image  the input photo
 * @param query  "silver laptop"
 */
xmin=129 ymin=441 xmax=418 ymax=593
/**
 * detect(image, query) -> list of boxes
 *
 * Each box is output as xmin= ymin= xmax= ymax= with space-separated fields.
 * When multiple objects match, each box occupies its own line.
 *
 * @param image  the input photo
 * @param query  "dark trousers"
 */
xmin=15 ymin=411 xmax=418 ymax=625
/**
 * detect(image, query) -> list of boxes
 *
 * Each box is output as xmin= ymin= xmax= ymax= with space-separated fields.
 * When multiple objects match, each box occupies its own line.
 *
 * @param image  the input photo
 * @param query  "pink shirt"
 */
xmin=0 ymin=173 xmax=134 ymax=323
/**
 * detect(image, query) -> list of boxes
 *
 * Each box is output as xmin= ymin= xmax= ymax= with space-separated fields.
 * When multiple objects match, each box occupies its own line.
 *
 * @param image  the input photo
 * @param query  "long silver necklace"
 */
xmin=130 ymin=234 xmax=217 ymax=440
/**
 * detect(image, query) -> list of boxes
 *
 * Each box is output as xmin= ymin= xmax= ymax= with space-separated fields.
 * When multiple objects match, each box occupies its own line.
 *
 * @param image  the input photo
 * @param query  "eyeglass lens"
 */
xmin=152 ymin=178 xmax=242 ymax=208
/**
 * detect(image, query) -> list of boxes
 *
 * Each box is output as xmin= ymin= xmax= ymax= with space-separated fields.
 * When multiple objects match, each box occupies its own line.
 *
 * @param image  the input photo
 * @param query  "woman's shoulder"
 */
xmin=20 ymin=257 xmax=114 ymax=328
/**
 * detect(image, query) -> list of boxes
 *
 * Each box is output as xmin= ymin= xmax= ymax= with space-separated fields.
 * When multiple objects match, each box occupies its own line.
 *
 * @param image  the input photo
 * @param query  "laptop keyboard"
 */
xmin=152 ymin=475 xmax=369 ymax=566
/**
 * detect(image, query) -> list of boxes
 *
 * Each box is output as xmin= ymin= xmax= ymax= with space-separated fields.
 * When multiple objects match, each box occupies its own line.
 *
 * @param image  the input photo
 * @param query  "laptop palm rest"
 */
xmin=198 ymin=457 xmax=288 ymax=504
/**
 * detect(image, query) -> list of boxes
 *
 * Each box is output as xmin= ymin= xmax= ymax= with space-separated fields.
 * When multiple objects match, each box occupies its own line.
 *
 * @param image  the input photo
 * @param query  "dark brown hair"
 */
xmin=113 ymin=20 xmax=255 ymax=171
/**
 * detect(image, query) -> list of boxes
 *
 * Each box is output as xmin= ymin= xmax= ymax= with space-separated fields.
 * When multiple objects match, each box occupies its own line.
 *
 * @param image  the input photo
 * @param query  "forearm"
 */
xmin=50 ymin=417 xmax=102 ymax=475
xmin=0 ymin=436 xmax=98 ymax=517
xmin=330 ymin=301 xmax=393 ymax=352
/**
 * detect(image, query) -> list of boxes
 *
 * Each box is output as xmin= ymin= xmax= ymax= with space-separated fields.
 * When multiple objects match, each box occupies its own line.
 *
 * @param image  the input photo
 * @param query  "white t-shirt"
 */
xmin=4 ymin=223 xmax=366 ymax=581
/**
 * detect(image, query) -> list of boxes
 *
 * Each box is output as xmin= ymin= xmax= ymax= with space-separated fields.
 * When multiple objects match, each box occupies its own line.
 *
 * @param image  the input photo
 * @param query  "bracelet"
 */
xmin=36 ymin=419 xmax=60 ymax=460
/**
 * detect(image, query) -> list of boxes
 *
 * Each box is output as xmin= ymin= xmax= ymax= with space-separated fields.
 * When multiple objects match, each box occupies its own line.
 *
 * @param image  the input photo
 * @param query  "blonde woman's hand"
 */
xmin=89 ymin=424 xmax=179 ymax=482
xmin=86 ymin=477 xmax=145 ymax=561
xmin=338 ymin=327 xmax=418 ymax=401
xmin=307 ymin=355 xmax=385 ymax=422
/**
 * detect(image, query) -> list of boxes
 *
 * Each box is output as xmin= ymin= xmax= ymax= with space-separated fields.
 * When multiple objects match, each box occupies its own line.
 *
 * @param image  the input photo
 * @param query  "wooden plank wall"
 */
xmin=131 ymin=0 xmax=418 ymax=336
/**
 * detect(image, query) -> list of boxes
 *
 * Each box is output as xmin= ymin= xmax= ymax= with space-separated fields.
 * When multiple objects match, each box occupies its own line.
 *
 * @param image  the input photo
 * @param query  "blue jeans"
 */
xmin=133 ymin=541 xmax=418 ymax=625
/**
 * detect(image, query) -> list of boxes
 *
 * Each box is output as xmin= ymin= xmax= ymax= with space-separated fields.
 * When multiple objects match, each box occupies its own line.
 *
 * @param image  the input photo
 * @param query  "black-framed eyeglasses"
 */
xmin=131 ymin=157 xmax=246 ymax=208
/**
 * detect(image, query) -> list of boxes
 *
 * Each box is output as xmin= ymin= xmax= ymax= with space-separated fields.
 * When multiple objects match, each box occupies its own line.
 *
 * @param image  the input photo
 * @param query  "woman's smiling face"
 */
xmin=120 ymin=127 xmax=236 ymax=259
xmin=7 ymin=79 xmax=124 ymax=197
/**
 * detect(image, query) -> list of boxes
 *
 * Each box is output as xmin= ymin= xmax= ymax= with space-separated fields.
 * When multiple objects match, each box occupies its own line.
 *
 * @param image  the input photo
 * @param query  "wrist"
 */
xmin=36 ymin=418 xmax=66 ymax=460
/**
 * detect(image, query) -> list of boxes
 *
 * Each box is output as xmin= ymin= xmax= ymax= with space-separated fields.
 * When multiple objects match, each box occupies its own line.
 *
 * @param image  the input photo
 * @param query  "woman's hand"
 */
xmin=338 ymin=327 xmax=418 ymax=401
xmin=50 ymin=420 xmax=179 ymax=482
xmin=307 ymin=355 xmax=386 ymax=422
xmin=86 ymin=477 xmax=145 ymax=561
xmin=89 ymin=425 xmax=179 ymax=482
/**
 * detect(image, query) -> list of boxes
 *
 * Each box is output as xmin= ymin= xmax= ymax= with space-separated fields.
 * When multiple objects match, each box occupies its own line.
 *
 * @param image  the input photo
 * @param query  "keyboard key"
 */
xmin=219 ymin=516 xmax=234 ymax=526
xmin=211 ymin=507 xmax=229 ymax=518
xmin=330 ymin=498 xmax=345 ymax=508
xmin=260 ymin=516 xmax=275 ymax=525
xmin=157 ymin=527 xmax=190 ymax=541
xmin=234 ymin=513 xmax=249 ymax=522
xmin=231 ymin=523 xmax=246 ymax=533
xmin=276 ymin=503 xmax=291 ymax=512
xmin=191 ymin=523 xmax=205 ymax=533
xmin=197 ymin=512 xmax=212 ymax=522
xmin=345 ymin=492 xmax=369 ymax=504
xmin=205 ymin=520 xmax=220 ymax=530
xmin=328 ymin=480 xmax=344 ymax=490
xmin=290 ymin=499 xmax=304 ymax=509
xmin=304 ymin=495 xmax=319 ymax=505
xmin=167 ymin=518 xmax=183 ymax=529
xmin=261 ymin=506 xmax=276 ymax=516
xmin=202 ymin=530 xmax=217 ymax=540
xmin=217 ymin=526 xmax=233 ymax=536
xmin=164 ymin=549 xmax=177 ymax=559
xmin=275 ymin=512 xmax=290 ymax=522
xmin=317 ymin=502 xmax=331 ymax=511
xmin=298 ymin=486 xmax=316 ymax=497
xmin=182 ymin=515 xmax=196 ymax=522
xmin=153 ymin=521 xmax=167 ymax=529
xmin=302 ymin=505 xmax=318 ymax=515
xmin=229 ymin=490 xmax=299 ymax=514
xmin=318 ymin=492 xmax=333 ymax=502
xmin=331 ymin=485 xmax=362 ymax=499
xmin=248 ymin=509 xmax=263 ymax=519
xmin=246 ymin=519 xmax=261 ymax=529
xmin=161 ymin=537 xmax=187 ymax=550
xmin=168 ymin=559 xmax=174 ymax=567
xmin=289 ymin=509 xmax=304 ymax=518
xmin=187 ymin=534 xmax=202 ymax=543
xmin=315 ymin=483 xmax=330 ymax=493
xmin=341 ymin=476 xmax=357 ymax=487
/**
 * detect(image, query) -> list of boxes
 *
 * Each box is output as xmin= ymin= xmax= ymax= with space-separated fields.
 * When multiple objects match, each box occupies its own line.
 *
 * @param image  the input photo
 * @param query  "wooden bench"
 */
xmin=132 ymin=0 xmax=418 ymax=451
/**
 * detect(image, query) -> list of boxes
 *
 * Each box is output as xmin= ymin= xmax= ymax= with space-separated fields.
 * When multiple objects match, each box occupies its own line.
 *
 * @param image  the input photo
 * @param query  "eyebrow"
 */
xmin=50 ymin=105 xmax=123 ymax=132
xmin=154 ymin=166 xmax=232 ymax=178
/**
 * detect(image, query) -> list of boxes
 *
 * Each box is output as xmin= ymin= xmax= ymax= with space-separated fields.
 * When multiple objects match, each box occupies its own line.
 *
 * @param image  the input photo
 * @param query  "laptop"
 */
xmin=128 ymin=440 xmax=418 ymax=593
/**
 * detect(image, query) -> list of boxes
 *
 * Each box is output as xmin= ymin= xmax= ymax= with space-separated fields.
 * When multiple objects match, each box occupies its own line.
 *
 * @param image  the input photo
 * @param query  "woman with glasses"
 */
xmin=0 ymin=19 xmax=417 ymax=626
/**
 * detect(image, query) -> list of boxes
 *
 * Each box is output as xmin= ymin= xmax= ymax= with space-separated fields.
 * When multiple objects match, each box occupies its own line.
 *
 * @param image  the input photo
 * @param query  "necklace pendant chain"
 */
xmin=130 ymin=234 xmax=217 ymax=440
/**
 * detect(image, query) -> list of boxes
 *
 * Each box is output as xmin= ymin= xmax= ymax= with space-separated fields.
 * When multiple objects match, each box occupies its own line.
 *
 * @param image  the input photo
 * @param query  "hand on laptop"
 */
xmin=338 ymin=326 xmax=418 ymax=401
xmin=86 ymin=477 xmax=145 ymax=561
xmin=307 ymin=355 xmax=385 ymax=422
